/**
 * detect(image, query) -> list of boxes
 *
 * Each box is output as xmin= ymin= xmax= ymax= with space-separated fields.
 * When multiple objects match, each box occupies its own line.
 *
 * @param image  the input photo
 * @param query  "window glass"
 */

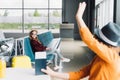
xmin=95 ymin=0 xmax=114 ymax=28
xmin=0 ymin=10 xmax=22 ymax=32
xmin=24 ymin=0 xmax=48 ymax=8
xmin=49 ymin=10 xmax=62 ymax=33
xmin=0 ymin=0 xmax=62 ymax=33
xmin=0 ymin=0 xmax=22 ymax=8
xmin=50 ymin=0 xmax=62 ymax=8
xmin=24 ymin=10 xmax=48 ymax=33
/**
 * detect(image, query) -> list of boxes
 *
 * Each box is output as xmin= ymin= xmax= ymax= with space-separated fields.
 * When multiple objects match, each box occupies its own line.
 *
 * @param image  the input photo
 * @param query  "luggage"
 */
xmin=0 ymin=57 xmax=6 ymax=78
xmin=12 ymin=55 xmax=32 ymax=68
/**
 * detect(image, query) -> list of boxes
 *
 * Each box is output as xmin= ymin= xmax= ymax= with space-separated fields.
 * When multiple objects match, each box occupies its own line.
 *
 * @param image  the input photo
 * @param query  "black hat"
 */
xmin=94 ymin=22 xmax=120 ymax=46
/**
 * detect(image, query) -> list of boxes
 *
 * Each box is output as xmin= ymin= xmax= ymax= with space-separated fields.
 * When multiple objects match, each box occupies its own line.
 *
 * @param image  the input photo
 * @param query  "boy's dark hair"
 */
xmin=93 ymin=34 xmax=116 ymax=48
xmin=94 ymin=34 xmax=120 ymax=55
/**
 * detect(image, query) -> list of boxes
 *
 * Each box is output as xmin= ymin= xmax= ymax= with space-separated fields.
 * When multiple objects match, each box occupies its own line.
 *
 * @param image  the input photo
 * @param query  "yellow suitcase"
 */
xmin=12 ymin=56 xmax=32 ymax=68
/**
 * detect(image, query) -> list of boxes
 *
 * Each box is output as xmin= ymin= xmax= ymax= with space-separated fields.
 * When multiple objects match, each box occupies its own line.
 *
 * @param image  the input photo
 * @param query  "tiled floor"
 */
xmin=52 ymin=39 xmax=95 ymax=80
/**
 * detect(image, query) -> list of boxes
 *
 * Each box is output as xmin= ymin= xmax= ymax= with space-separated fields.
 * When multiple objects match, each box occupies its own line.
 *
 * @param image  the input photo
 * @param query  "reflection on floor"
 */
xmin=52 ymin=40 xmax=95 ymax=80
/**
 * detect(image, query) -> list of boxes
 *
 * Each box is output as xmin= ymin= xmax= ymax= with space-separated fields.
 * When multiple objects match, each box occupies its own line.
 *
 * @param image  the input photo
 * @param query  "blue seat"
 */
xmin=38 ymin=31 xmax=54 ymax=46
xmin=24 ymin=31 xmax=57 ymax=62
xmin=24 ymin=37 xmax=35 ymax=62
xmin=24 ymin=37 xmax=54 ymax=62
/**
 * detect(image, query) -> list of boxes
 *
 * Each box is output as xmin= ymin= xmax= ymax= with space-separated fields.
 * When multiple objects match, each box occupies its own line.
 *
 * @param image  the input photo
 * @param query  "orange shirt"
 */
xmin=69 ymin=27 xmax=120 ymax=80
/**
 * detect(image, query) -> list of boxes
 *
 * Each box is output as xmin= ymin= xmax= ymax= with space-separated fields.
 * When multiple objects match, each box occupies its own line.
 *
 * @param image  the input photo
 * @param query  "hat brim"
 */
xmin=94 ymin=28 xmax=120 ymax=47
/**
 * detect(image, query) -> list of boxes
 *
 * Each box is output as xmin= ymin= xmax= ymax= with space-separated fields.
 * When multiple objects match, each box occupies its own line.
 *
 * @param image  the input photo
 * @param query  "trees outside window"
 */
xmin=0 ymin=0 xmax=62 ymax=33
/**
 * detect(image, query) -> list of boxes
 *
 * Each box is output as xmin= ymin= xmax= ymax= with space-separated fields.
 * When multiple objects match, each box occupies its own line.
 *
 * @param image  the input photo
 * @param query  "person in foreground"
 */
xmin=29 ymin=30 xmax=70 ymax=70
xmin=41 ymin=2 xmax=120 ymax=80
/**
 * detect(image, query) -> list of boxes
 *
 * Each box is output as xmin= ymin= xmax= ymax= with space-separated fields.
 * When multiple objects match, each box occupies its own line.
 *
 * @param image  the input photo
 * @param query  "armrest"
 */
xmin=46 ymin=38 xmax=61 ymax=53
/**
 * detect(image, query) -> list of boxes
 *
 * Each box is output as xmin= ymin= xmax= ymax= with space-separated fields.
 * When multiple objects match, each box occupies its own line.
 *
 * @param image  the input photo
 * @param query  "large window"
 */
xmin=0 ymin=0 xmax=62 ymax=33
xmin=95 ymin=0 xmax=114 ymax=29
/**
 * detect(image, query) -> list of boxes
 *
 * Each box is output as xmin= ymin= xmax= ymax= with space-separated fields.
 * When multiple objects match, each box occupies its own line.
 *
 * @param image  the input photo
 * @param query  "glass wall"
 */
xmin=0 ymin=0 xmax=62 ymax=33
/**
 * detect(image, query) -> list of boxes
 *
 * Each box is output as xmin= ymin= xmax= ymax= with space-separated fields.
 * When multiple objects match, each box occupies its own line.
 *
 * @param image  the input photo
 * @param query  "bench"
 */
xmin=24 ymin=31 xmax=61 ymax=62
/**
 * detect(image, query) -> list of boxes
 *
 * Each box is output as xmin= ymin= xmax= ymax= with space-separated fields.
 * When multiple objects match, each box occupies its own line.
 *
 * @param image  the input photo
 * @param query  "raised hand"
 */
xmin=76 ymin=2 xmax=87 ymax=28
xmin=76 ymin=2 xmax=86 ymax=20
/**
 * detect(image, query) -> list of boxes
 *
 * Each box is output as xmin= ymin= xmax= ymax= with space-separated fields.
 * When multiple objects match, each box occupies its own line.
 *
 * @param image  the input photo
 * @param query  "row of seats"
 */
xmin=24 ymin=31 xmax=61 ymax=63
xmin=0 ymin=31 xmax=61 ymax=68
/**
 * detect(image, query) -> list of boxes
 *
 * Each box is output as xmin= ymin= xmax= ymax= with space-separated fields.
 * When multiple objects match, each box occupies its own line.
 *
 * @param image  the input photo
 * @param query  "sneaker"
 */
xmin=54 ymin=66 xmax=63 ymax=70
xmin=61 ymin=58 xmax=70 ymax=62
